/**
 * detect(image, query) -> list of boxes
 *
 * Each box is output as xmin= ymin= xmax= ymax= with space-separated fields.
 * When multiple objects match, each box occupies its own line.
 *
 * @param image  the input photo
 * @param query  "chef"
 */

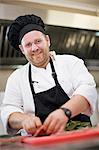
xmin=0 ymin=14 xmax=97 ymax=135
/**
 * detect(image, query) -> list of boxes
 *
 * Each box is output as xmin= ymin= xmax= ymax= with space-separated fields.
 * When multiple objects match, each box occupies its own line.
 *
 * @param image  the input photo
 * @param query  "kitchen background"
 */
xmin=0 ymin=0 xmax=99 ymax=134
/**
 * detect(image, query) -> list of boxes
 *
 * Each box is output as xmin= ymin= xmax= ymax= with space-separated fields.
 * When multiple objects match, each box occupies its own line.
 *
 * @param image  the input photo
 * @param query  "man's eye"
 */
xmin=36 ymin=40 xmax=41 ymax=43
xmin=26 ymin=43 xmax=32 ymax=47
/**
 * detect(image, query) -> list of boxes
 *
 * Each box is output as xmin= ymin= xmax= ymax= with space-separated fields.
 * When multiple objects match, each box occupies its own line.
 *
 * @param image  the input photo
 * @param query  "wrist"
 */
xmin=60 ymin=107 xmax=72 ymax=120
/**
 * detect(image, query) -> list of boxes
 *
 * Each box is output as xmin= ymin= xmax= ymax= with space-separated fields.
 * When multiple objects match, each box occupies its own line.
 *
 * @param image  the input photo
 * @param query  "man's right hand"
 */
xmin=8 ymin=112 xmax=42 ymax=135
xmin=21 ymin=113 xmax=42 ymax=134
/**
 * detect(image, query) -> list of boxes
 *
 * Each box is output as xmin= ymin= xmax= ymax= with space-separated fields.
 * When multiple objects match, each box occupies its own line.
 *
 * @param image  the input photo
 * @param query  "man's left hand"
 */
xmin=43 ymin=109 xmax=68 ymax=135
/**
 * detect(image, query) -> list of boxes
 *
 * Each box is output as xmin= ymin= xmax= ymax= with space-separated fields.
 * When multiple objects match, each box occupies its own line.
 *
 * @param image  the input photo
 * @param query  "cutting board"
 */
xmin=22 ymin=128 xmax=99 ymax=145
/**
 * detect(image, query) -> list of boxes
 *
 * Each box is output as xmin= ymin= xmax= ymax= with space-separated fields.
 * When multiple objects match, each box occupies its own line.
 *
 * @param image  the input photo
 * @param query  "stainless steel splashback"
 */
xmin=0 ymin=21 xmax=99 ymax=67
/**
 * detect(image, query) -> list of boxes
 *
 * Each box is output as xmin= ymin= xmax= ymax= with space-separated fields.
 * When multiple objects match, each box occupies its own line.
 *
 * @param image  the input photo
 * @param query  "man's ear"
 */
xmin=46 ymin=35 xmax=50 ymax=47
xmin=19 ymin=45 xmax=25 ymax=55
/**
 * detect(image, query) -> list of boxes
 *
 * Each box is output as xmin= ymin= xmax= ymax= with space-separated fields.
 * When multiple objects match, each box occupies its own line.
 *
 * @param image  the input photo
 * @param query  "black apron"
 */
xmin=29 ymin=58 xmax=91 ymax=123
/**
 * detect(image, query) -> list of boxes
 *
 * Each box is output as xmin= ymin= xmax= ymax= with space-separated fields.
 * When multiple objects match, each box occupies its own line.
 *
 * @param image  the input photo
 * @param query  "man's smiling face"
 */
xmin=19 ymin=30 xmax=50 ymax=68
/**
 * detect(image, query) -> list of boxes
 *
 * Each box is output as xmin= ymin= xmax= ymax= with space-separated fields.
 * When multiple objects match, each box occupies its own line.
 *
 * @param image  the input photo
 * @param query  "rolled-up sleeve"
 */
xmin=73 ymin=84 xmax=97 ymax=115
xmin=1 ymin=105 xmax=23 ymax=134
xmin=71 ymin=58 xmax=97 ymax=115
xmin=0 ymin=70 xmax=24 ymax=134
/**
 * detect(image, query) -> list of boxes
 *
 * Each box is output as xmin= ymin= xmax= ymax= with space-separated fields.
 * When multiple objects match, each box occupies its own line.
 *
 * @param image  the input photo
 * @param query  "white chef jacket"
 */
xmin=0 ymin=55 xmax=97 ymax=134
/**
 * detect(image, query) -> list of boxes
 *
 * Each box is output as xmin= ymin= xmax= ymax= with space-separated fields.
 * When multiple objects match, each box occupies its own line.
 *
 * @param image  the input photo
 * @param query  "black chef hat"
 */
xmin=7 ymin=14 xmax=46 ymax=50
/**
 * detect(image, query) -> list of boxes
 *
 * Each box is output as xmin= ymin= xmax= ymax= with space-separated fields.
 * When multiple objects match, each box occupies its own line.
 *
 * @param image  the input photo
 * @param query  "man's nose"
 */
xmin=32 ymin=43 xmax=38 ymax=52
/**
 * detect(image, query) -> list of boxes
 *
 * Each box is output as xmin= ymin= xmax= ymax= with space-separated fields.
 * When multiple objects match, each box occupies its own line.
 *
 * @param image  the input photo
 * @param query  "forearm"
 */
xmin=61 ymin=95 xmax=90 ymax=118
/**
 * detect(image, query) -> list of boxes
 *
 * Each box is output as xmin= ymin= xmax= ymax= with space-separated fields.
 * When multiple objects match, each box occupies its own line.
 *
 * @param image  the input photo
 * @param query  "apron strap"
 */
xmin=50 ymin=58 xmax=59 ymax=85
xmin=28 ymin=58 xmax=59 ymax=95
xmin=29 ymin=64 xmax=35 ymax=97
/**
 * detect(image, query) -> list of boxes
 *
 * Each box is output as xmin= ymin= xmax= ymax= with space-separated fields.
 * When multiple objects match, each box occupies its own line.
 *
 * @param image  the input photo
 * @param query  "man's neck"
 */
xmin=32 ymin=57 xmax=50 ymax=69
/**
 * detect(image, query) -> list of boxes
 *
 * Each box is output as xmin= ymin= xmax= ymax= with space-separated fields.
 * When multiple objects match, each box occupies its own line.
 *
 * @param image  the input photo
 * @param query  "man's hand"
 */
xmin=8 ymin=112 xmax=42 ymax=135
xmin=43 ymin=109 xmax=68 ymax=135
xmin=21 ymin=113 xmax=42 ymax=134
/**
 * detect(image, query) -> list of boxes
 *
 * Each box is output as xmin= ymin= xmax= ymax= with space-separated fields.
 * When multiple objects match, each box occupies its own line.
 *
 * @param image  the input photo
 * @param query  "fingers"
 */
xmin=56 ymin=125 xmax=65 ymax=134
xmin=22 ymin=121 xmax=36 ymax=134
xmin=45 ymin=120 xmax=65 ymax=134
xmin=44 ymin=118 xmax=56 ymax=134
xmin=21 ymin=114 xmax=42 ymax=134
xmin=33 ymin=125 xmax=46 ymax=137
xmin=43 ymin=109 xmax=68 ymax=135
xmin=35 ymin=116 xmax=42 ymax=129
xmin=51 ymin=122 xmax=64 ymax=134
xmin=43 ymin=115 xmax=64 ymax=134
